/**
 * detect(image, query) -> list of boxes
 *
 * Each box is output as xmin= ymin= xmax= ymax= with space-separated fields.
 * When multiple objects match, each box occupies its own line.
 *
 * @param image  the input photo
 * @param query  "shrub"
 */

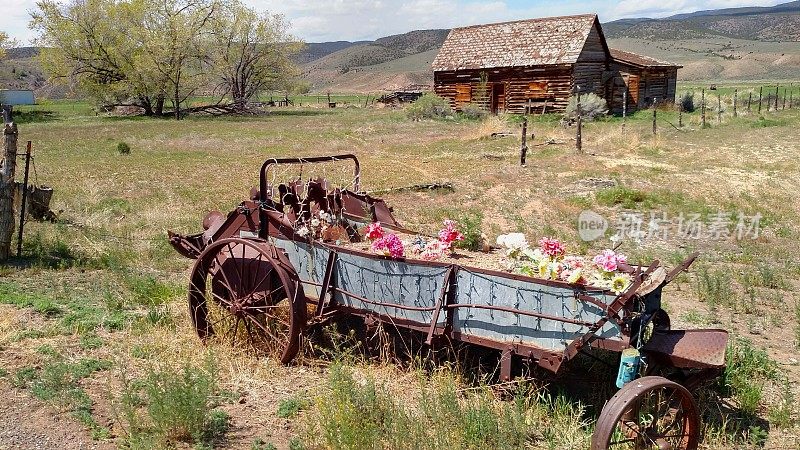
xmin=565 ymin=93 xmax=607 ymax=121
xmin=117 ymin=141 xmax=131 ymax=155
xmin=679 ymin=92 xmax=695 ymax=112
xmin=455 ymin=212 xmax=484 ymax=252
xmin=719 ymin=337 xmax=778 ymax=417
xmin=120 ymin=360 xmax=228 ymax=447
xmin=595 ymin=186 xmax=650 ymax=209
xmin=460 ymin=103 xmax=487 ymax=120
xmin=406 ymin=93 xmax=452 ymax=120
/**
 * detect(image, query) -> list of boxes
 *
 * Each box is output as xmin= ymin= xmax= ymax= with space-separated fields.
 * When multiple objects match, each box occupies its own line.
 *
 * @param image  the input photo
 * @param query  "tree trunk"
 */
xmin=155 ymin=95 xmax=165 ymax=116
xmin=0 ymin=122 xmax=19 ymax=260
xmin=141 ymin=97 xmax=154 ymax=116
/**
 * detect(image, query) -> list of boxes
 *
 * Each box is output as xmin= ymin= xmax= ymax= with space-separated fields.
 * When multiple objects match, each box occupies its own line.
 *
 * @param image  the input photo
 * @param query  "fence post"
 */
xmin=678 ymin=101 xmax=683 ymax=128
xmin=783 ymin=89 xmax=787 ymax=110
xmin=775 ymin=85 xmax=779 ymax=110
xmin=652 ymin=99 xmax=657 ymax=135
xmin=520 ymin=117 xmax=528 ymax=166
xmin=701 ymin=89 xmax=706 ymax=127
xmin=717 ymin=94 xmax=722 ymax=124
xmin=0 ymin=122 xmax=19 ymax=261
xmin=576 ymin=87 xmax=583 ymax=154
xmin=733 ymin=89 xmax=738 ymax=117
xmin=758 ymin=87 xmax=763 ymax=114
xmin=17 ymin=141 xmax=32 ymax=257
xmin=622 ymin=90 xmax=627 ymax=132
xmin=748 ymin=92 xmax=752 ymax=113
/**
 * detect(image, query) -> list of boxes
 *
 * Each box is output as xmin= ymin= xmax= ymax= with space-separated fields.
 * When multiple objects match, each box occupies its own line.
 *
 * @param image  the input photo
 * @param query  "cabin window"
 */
xmin=527 ymin=81 xmax=548 ymax=98
xmin=455 ymin=83 xmax=471 ymax=106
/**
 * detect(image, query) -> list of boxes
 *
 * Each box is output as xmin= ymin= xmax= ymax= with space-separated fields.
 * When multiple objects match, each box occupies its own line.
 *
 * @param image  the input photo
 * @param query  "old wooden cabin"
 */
xmin=431 ymin=14 xmax=680 ymax=115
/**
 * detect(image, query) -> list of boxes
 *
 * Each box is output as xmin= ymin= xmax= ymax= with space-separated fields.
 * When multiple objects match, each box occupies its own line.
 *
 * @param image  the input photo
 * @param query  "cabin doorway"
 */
xmin=491 ymin=83 xmax=505 ymax=114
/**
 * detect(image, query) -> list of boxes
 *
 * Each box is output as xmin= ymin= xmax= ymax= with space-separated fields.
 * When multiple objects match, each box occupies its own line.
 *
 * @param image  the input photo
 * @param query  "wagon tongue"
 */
xmin=167 ymin=230 xmax=206 ymax=259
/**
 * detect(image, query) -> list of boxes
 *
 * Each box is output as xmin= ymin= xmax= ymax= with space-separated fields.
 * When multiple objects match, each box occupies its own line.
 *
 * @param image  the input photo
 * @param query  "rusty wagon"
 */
xmin=169 ymin=154 xmax=729 ymax=450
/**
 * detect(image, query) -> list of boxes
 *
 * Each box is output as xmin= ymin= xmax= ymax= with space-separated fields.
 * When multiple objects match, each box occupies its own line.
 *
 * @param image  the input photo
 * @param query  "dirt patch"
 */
xmin=0 ymin=382 xmax=114 ymax=450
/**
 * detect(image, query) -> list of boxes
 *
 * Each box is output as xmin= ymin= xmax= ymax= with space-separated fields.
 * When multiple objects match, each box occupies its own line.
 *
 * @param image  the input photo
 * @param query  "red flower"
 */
xmin=539 ymin=237 xmax=565 ymax=258
xmin=438 ymin=219 xmax=464 ymax=248
xmin=365 ymin=222 xmax=385 ymax=241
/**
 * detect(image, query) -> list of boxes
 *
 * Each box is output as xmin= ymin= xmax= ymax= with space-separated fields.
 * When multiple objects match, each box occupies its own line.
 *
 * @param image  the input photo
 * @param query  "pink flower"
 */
xmin=539 ymin=237 xmax=565 ymax=258
xmin=438 ymin=219 xmax=464 ymax=248
xmin=365 ymin=222 xmax=384 ymax=241
xmin=421 ymin=240 xmax=448 ymax=260
xmin=593 ymin=249 xmax=627 ymax=272
xmin=371 ymin=233 xmax=405 ymax=259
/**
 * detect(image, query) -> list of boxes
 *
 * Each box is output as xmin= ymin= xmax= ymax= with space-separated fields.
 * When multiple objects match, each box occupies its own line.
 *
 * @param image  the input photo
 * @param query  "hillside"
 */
xmin=6 ymin=2 xmax=800 ymax=96
xmin=604 ymin=1 xmax=800 ymax=41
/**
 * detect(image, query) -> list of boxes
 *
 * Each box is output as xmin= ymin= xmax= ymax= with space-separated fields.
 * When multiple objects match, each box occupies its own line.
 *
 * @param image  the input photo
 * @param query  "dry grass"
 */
xmin=2 ymin=100 xmax=800 ymax=448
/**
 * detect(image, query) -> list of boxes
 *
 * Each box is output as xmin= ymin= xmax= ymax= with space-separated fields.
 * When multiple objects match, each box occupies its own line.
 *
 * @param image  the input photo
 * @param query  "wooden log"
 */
xmin=520 ymin=117 xmax=528 ymax=166
xmin=17 ymin=141 xmax=31 ymax=257
xmin=652 ymin=102 xmax=657 ymax=135
xmin=775 ymin=86 xmax=779 ymax=110
xmin=576 ymin=88 xmax=582 ymax=154
xmin=701 ymin=89 xmax=706 ymax=127
xmin=0 ymin=122 xmax=19 ymax=260
xmin=758 ymin=87 xmax=763 ymax=114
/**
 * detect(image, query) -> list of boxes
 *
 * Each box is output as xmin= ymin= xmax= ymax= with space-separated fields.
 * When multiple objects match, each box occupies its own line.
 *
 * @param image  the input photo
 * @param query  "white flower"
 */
xmin=296 ymin=226 xmax=310 ymax=237
xmin=496 ymin=233 xmax=529 ymax=259
xmin=310 ymin=218 xmax=321 ymax=227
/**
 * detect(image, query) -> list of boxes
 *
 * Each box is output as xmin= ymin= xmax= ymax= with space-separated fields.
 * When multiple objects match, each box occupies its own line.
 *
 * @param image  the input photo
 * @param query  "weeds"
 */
xmin=719 ymin=337 xmax=778 ymax=417
xmin=767 ymin=379 xmax=796 ymax=429
xmin=117 ymin=141 xmax=131 ymax=154
xmin=695 ymin=267 xmax=733 ymax=318
xmin=406 ymin=94 xmax=452 ymax=120
xmin=595 ymin=186 xmax=651 ymax=209
xmin=119 ymin=359 xmax=228 ymax=448
xmin=278 ymin=395 xmax=311 ymax=419
xmin=306 ymin=362 xmax=590 ymax=450
xmin=455 ymin=211 xmax=484 ymax=252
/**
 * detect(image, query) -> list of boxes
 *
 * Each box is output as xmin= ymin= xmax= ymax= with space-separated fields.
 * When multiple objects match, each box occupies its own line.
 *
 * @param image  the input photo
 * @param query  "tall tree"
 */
xmin=209 ymin=2 xmax=301 ymax=107
xmin=30 ymin=0 xmax=168 ymax=115
xmin=131 ymin=0 xmax=217 ymax=119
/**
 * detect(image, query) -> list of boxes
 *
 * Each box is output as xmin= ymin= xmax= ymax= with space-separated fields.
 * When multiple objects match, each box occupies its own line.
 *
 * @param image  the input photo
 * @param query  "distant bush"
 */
xmin=117 ymin=141 xmax=131 ymax=155
xmin=565 ymin=93 xmax=607 ymax=121
xmin=406 ymin=93 xmax=452 ymax=120
xmin=459 ymin=103 xmax=487 ymax=120
xmin=679 ymin=92 xmax=695 ymax=112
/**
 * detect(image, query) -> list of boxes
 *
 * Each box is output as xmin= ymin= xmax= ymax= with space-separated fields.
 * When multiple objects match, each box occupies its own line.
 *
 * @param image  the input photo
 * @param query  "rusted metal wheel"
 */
xmin=188 ymin=237 xmax=306 ymax=364
xmin=591 ymin=376 xmax=700 ymax=450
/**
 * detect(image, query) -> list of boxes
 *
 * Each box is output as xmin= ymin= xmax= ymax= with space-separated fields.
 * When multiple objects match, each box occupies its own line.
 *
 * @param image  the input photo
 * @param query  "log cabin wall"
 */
xmin=573 ymin=22 xmax=609 ymax=98
xmin=434 ymin=65 xmax=574 ymax=114
xmin=608 ymin=67 xmax=679 ymax=113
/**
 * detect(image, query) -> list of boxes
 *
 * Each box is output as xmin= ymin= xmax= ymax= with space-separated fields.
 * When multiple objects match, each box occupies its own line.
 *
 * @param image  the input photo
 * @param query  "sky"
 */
xmin=3 ymin=0 xmax=788 ymax=45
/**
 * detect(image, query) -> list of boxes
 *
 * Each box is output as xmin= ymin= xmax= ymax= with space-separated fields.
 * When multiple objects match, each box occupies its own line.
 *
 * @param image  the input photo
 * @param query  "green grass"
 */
xmin=720 ymin=337 xmax=779 ymax=417
xmin=120 ymin=359 xmax=228 ymax=448
xmin=305 ymin=362 xmax=590 ymax=450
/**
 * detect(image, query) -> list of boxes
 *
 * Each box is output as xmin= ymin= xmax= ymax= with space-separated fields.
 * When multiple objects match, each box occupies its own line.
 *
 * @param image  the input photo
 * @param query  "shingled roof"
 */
xmin=609 ymin=48 xmax=681 ymax=68
xmin=432 ymin=14 xmax=601 ymax=71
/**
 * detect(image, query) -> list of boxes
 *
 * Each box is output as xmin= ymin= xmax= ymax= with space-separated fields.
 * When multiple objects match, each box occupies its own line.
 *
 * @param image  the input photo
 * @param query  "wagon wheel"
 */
xmin=591 ymin=376 xmax=700 ymax=450
xmin=188 ymin=237 xmax=306 ymax=364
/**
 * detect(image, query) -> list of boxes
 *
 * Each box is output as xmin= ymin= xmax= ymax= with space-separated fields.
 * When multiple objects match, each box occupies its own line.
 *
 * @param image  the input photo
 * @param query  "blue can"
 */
xmin=616 ymin=348 xmax=641 ymax=388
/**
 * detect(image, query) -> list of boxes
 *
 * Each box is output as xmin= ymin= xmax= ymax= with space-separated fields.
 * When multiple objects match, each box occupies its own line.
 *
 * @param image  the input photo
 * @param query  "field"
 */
xmin=2 ymin=87 xmax=800 ymax=449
